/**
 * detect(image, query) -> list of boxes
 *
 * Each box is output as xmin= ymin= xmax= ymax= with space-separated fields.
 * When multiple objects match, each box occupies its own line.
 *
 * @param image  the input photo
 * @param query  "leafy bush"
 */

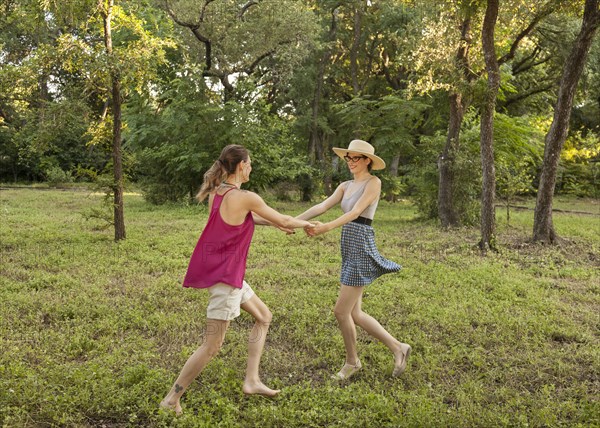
xmin=45 ymin=165 xmax=74 ymax=186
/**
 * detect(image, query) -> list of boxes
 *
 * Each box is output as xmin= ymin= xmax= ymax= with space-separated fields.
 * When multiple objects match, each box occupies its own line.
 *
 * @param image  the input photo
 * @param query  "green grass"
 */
xmin=1 ymin=188 xmax=598 ymax=427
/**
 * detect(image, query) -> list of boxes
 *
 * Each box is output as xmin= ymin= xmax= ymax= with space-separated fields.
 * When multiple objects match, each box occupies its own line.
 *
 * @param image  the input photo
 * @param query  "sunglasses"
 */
xmin=343 ymin=154 xmax=368 ymax=163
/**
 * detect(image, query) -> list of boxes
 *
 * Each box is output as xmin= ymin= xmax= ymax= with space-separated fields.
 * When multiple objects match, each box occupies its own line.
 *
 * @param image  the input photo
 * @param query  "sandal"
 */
xmin=392 ymin=344 xmax=411 ymax=377
xmin=332 ymin=359 xmax=362 ymax=380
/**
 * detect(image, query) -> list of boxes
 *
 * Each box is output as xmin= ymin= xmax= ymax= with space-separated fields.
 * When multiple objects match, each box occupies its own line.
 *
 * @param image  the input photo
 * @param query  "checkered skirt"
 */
xmin=340 ymin=221 xmax=401 ymax=286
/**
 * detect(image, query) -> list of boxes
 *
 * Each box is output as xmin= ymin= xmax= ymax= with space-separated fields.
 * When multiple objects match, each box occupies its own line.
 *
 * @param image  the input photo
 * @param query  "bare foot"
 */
xmin=392 ymin=343 xmax=411 ymax=377
xmin=242 ymin=381 xmax=281 ymax=397
xmin=159 ymin=398 xmax=182 ymax=416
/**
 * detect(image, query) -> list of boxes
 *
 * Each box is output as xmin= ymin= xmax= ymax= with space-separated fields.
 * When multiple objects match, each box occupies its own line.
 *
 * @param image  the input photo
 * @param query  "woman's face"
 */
xmin=345 ymin=151 xmax=371 ymax=174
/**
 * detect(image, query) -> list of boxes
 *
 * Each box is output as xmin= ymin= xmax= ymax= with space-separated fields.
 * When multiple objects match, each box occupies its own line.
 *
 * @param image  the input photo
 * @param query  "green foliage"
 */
xmin=1 ymin=188 xmax=598 ymax=426
xmin=334 ymin=94 xmax=430 ymax=157
xmin=379 ymin=174 xmax=407 ymax=202
xmin=44 ymin=165 xmax=75 ymax=187
xmin=125 ymin=80 xmax=312 ymax=204
xmin=558 ymin=130 xmax=600 ymax=197
xmin=494 ymin=113 xmax=545 ymax=220
xmin=409 ymin=110 xmax=482 ymax=225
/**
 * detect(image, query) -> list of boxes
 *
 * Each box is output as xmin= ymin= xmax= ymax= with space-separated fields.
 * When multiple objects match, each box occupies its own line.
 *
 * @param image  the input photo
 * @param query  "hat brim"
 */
xmin=332 ymin=147 xmax=386 ymax=170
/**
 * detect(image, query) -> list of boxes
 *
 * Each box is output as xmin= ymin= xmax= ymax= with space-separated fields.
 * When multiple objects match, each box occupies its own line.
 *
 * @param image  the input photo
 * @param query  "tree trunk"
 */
xmin=533 ymin=0 xmax=600 ymax=243
xmin=102 ymin=0 xmax=126 ymax=241
xmin=438 ymin=17 xmax=474 ymax=228
xmin=349 ymin=4 xmax=363 ymax=96
xmin=438 ymin=93 xmax=465 ymax=227
xmin=386 ymin=155 xmax=400 ymax=202
xmin=479 ymin=0 xmax=500 ymax=252
xmin=309 ymin=51 xmax=328 ymax=163
xmin=309 ymin=6 xmax=339 ymax=193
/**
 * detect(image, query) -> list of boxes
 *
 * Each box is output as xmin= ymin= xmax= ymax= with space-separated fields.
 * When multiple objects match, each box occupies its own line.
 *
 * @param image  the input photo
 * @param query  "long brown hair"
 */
xmin=196 ymin=144 xmax=249 ymax=201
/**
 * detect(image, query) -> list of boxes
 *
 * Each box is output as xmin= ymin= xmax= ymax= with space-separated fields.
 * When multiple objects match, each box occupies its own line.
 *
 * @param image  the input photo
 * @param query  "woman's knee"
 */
xmin=201 ymin=339 xmax=223 ymax=358
xmin=351 ymin=308 xmax=364 ymax=325
xmin=334 ymin=306 xmax=352 ymax=321
xmin=202 ymin=328 xmax=226 ymax=357
xmin=255 ymin=307 xmax=272 ymax=325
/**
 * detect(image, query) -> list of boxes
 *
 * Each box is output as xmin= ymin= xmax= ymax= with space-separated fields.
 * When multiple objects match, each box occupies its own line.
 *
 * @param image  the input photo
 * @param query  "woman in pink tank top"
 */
xmin=160 ymin=145 xmax=314 ymax=415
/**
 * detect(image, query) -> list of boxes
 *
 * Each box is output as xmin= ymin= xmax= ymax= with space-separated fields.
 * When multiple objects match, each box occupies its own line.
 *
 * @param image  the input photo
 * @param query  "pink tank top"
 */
xmin=183 ymin=188 xmax=255 ymax=289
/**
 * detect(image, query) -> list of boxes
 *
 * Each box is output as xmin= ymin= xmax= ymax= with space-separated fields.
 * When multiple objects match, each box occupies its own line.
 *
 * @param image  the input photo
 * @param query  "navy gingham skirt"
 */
xmin=340 ymin=221 xmax=401 ymax=286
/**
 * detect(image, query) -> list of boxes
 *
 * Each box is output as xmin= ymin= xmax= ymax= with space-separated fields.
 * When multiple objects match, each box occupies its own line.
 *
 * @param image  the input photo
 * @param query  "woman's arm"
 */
xmin=244 ymin=192 xmax=314 ymax=230
xmin=252 ymin=212 xmax=295 ymax=234
xmin=308 ymin=178 xmax=381 ymax=236
xmin=295 ymin=182 xmax=347 ymax=221
xmin=252 ymin=213 xmax=271 ymax=226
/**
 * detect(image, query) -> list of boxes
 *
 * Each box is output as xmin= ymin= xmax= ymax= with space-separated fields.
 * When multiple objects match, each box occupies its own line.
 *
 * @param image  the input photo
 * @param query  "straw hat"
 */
xmin=332 ymin=140 xmax=386 ymax=170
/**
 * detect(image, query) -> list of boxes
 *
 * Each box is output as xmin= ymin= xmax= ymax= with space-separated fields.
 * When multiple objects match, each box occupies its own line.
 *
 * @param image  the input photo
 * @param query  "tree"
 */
xmin=533 ymin=0 xmax=600 ymax=243
xmin=411 ymin=0 xmax=560 ymax=227
xmin=479 ymin=0 xmax=500 ymax=251
xmin=438 ymin=9 xmax=478 ymax=228
xmin=163 ymin=0 xmax=318 ymax=102
xmin=98 ymin=0 xmax=125 ymax=241
xmin=308 ymin=1 xmax=341 ymax=195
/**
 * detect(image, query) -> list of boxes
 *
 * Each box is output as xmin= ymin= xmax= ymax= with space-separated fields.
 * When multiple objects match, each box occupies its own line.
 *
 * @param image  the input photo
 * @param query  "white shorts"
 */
xmin=206 ymin=281 xmax=255 ymax=321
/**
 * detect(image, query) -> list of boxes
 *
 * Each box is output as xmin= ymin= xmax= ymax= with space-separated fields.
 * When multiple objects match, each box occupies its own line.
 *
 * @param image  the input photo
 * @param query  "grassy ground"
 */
xmin=0 ymin=188 xmax=598 ymax=427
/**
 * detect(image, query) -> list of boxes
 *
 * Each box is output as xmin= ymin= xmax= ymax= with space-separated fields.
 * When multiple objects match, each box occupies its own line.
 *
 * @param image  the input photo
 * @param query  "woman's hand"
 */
xmin=304 ymin=221 xmax=328 ymax=237
xmin=276 ymin=225 xmax=295 ymax=234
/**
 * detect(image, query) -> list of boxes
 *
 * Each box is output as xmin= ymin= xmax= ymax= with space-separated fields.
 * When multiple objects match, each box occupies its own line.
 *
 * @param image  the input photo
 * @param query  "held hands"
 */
xmin=304 ymin=221 xmax=327 ymax=237
xmin=277 ymin=221 xmax=317 ymax=235
xmin=277 ymin=221 xmax=326 ymax=237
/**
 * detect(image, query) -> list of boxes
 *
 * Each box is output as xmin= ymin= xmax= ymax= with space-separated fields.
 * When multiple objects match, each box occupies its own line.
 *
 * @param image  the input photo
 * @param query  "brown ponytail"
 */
xmin=196 ymin=144 xmax=249 ymax=201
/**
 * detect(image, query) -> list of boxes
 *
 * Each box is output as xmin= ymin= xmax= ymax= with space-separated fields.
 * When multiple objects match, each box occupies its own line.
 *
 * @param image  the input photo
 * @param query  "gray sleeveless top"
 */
xmin=340 ymin=178 xmax=379 ymax=220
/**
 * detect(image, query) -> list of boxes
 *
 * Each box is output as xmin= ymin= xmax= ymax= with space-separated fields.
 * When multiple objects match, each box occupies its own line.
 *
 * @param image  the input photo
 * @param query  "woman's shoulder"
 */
xmin=369 ymin=175 xmax=381 ymax=185
xmin=364 ymin=175 xmax=381 ymax=192
xmin=232 ymin=188 xmax=262 ymax=205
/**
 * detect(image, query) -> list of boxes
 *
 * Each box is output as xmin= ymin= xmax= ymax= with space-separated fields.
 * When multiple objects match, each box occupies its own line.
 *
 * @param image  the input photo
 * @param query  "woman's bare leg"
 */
xmin=160 ymin=319 xmax=229 ymax=414
xmin=333 ymin=285 xmax=364 ymax=377
xmin=351 ymin=293 xmax=411 ymax=375
xmin=240 ymin=294 xmax=280 ymax=396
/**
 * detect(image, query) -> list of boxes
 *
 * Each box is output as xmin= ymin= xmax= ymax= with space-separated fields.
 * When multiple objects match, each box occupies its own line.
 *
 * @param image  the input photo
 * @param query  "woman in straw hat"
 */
xmin=297 ymin=139 xmax=411 ymax=380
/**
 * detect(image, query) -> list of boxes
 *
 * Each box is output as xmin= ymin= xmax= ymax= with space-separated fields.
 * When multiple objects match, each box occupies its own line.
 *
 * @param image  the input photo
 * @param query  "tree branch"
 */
xmin=514 ymin=54 xmax=554 ymax=75
xmin=497 ymin=2 xmax=556 ymax=66
xmin=500 ymin=82 xmax=555 ymax=107
xmin=239 ymin=1 xmax=259 ymax=19
xmin=457 ymin=16 xmax=478 ymax=83
xmin=200 ymin=0 xmax=217 ymax=22
xmin=242 ymin=49 xmax=276 ymax=75
xmin=360 ymin=33 xmax=380 ymax=92
xmin=163 ymin=0 xmax=200 ymax=29
xmin=164 ymin=0 xmax=214 ymax=72
xmin=512 ymin=46 xmax=541 ymax=73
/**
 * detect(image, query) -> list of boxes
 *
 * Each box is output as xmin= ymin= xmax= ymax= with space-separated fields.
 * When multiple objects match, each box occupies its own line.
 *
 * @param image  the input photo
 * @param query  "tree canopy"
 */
xmin=1 ymin=0 xmax=598 ymax=242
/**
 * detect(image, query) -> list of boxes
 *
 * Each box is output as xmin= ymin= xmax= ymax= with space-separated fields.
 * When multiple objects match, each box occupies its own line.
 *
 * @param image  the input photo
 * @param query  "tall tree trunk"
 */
xmin=309 ymin=5 xmax=339 ymax=194
xmin=479 ymin=0 xmax=500 ymax=252
xmin=349 ymin=4 xmax=363 ymax=96
xmin=101 ymin=0 xmax=126 ymax=241
xmin=533 ymin=0 xmax=600 ymax=243
xmin=438 ymin=17 xmax=474 ymax=228
xmin=438 ymin=93 xmax=466 ymax=227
